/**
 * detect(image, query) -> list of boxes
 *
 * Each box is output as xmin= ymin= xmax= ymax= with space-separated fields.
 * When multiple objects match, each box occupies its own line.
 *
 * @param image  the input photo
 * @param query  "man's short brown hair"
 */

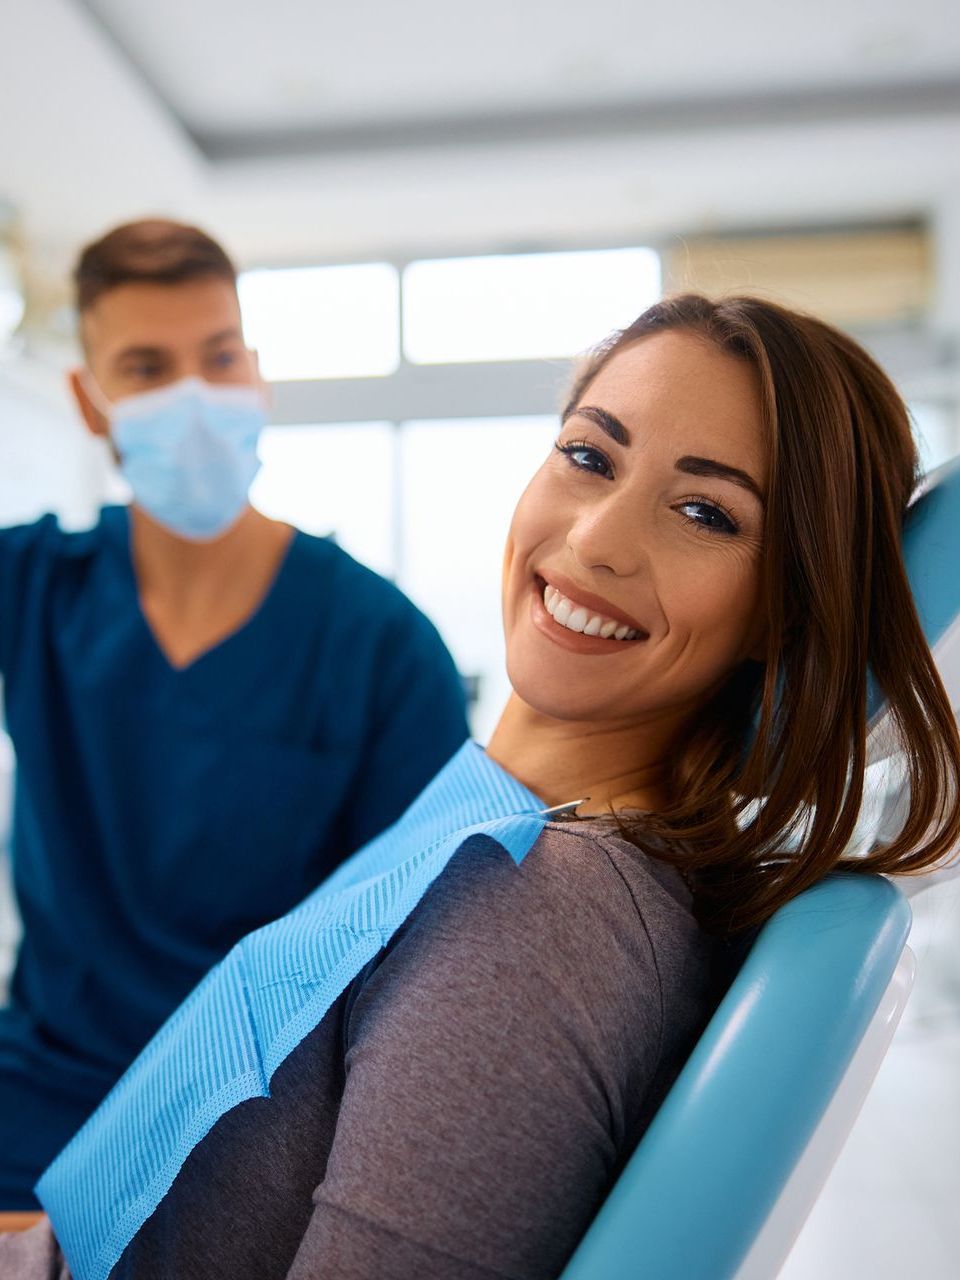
xmin=74 ymin=218 xmax=237 ymax=312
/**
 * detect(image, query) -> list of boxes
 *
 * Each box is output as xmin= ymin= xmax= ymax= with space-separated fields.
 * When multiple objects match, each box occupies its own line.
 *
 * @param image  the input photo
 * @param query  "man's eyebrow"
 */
xmin=562 ymin=405 xmax=630 ymax=446
xmin=676 ymin=455 xmax=765 ymax=504
xmin=201 ymin=326 xmax=244 ymax=348
xmin=111 ymin=345 xmax=167 ymax=365
xmin=111 ymin=328 xmax=243 ymax=365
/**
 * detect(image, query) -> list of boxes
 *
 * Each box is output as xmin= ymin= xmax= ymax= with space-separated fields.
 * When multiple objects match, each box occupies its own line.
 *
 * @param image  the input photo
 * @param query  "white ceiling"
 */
xmin=83 ymin=0 xmax=960 ymax=144
xmin=1 ymin=0 xmax=959 ymax=314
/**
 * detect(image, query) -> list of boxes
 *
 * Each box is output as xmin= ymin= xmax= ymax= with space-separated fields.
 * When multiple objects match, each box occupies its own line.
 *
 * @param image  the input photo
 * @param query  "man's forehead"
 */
xmin=81 ymin=279 xmax=242 ymax=354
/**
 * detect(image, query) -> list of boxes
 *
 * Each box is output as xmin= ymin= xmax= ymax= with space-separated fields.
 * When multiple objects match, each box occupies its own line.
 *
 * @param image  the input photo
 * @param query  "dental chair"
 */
xmin=559 ymin=456 xmax=960 ymax=1280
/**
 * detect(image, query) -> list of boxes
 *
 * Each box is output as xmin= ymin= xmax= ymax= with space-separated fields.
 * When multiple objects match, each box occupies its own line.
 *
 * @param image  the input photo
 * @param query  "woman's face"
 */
xmin=502 ymin=329 xmax=768 ymax=727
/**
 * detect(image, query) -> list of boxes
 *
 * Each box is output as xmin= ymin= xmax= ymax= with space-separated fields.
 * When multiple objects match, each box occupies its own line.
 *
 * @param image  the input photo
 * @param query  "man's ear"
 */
xmin=68 ymin=368 xmax=109 ymax=439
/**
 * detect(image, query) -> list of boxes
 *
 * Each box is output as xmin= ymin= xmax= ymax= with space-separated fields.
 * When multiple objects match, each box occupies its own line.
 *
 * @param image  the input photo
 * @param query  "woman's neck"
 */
xmin=485 ymin=693 xmax=682 ymax=816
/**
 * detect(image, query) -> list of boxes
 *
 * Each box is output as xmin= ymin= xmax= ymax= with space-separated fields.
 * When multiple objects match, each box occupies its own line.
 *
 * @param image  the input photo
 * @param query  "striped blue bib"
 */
xmin=37 ymin=742 xmax=545 ymax=1280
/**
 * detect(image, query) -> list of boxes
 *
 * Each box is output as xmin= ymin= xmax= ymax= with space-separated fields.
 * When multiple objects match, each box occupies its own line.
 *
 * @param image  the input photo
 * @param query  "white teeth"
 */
xmin=541 ymin=582 xmax=641 ymax=642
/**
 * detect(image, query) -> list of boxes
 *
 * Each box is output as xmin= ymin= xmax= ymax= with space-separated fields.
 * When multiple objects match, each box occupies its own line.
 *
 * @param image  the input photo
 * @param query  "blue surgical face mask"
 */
xmin=87 ymin=375 xmax=267 ymax=541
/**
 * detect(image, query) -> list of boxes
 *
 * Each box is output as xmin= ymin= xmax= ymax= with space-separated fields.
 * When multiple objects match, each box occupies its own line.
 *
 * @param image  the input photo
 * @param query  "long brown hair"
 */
xmin=567 ymin=294 xmax=960 ymax=934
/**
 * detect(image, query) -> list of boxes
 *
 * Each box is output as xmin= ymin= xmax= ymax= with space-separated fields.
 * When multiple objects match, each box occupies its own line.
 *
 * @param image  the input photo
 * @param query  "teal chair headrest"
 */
xmin=889 ymin=455 xmax=960 ymax=718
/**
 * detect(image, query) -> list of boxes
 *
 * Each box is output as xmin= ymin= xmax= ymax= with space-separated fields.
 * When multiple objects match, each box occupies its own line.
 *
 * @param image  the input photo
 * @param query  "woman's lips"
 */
xmin=539 ymin=570 xmax=647 ymax=635
xmin=529 ymin=578 xmax=647 ymax=656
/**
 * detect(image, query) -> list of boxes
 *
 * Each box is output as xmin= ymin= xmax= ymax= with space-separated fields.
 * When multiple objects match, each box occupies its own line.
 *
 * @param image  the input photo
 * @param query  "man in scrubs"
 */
xmin=0 ymin=219 xmax=469 ymax=1207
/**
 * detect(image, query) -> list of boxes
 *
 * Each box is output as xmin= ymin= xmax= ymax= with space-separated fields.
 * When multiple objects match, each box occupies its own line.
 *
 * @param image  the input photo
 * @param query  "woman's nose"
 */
xmin=566 ymin=494 xmax=649 ymax=578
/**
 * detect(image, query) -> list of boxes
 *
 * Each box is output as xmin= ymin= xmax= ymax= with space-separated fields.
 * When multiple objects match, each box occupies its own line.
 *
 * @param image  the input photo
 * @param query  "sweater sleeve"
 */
xmin=286 ymin=826 xmax=665 ymax=1280
xmin=0 ymin=1218 xmax=70 ymax=1280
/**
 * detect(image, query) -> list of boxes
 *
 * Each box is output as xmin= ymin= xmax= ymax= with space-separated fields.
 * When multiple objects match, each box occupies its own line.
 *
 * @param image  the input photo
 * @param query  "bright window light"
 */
xmin=251 ymin=423 xmax=396 ymax=577
xmin=238 ymin=264 xmax=400 ymax=381
xmin=911 ymin=402 xmax=958 ymax=474
xmin=403 ymin=248 xmax=660 ymax=365
xmin=0 ymin=244 xmax=24 ymax=346
xmin=397 ymin=416 xmax=558 ymax=741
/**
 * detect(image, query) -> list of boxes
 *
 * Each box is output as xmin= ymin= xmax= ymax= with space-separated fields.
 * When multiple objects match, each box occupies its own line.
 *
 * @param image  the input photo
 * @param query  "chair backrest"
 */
xmin=560 ymin=456 xmax=960 ymax=1280
xmin=559 ymin=874 xmax=912 ymax=1280
xmin=899 ymin=457 xmax=960 ymax=716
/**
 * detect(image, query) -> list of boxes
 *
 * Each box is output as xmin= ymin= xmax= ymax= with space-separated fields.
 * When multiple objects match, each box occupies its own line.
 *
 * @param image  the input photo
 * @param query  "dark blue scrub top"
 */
xmin=0 ymin=507 xmax=468 ymax=1205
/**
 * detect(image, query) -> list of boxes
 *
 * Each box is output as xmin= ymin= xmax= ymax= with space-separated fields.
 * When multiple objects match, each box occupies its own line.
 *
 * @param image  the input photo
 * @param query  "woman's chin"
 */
xmin=503 ymin=611 xmax=647 ymax=723
xmin=505 ymin=655 xmax=625 ymax=725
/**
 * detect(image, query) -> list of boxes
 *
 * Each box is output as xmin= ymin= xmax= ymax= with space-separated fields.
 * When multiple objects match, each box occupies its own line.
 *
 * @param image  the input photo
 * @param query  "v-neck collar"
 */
xmin=101 ymin=505 xmax=303 ymax=676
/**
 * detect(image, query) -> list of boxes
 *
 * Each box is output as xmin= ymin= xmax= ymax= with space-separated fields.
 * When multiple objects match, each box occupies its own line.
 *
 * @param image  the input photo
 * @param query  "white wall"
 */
xmin=0 ymin=363 xmax=110 ymax=529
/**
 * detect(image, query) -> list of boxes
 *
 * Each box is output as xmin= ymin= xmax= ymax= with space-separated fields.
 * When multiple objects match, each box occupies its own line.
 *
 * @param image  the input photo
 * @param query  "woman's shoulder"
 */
xmin=523 ymin=821 xmax=728 ymax=1037
xmin=378 ymin=820 xmax=723 ymax=1111
xmin=527 ymin=819 xmax=704 ymax=952
xmin=536 ymin=818 xmax=694 ymax=911
xmin=405 ymin=820 xmax=716 ymax=1011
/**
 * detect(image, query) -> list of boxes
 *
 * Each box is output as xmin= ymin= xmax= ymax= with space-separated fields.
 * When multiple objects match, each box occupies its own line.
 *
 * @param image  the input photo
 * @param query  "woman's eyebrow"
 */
xmin=676 ymin=455 xmax=765 ymax=504
xmin=564 ymin=408 xmax=765 ymax=503
xmin=563 ymin=405 xmax=630 ymax=445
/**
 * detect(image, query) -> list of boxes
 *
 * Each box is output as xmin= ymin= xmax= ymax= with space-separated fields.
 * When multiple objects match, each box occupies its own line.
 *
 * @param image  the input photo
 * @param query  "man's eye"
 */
xmin=677 ymin=500 xmax=739 ymax=535
xmin=209 ymin=350 xmax=239 ymax=369
xmin=555 ymin=440 xmax=613 ymax=478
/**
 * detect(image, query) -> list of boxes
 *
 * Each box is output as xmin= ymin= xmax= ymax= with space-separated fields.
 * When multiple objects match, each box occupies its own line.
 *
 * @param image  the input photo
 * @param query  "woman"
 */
xmin=3 ymin=294 xmax=959 ymax=1279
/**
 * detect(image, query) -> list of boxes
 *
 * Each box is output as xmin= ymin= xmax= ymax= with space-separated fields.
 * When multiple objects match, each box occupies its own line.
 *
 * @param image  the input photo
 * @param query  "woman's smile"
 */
xmin=531 ymin=573 xmax=647 ymax=656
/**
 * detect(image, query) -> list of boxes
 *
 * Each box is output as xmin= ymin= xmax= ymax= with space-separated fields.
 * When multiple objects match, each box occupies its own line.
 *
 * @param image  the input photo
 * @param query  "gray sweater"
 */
xmin=0 ymin=822 xmax=725 ymax=1280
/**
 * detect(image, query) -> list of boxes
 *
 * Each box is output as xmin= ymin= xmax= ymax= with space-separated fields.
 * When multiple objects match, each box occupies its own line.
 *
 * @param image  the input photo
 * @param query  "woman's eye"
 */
xmin=555 ymin=440 xmax=613 ymax=479
xmin=677 ymin=500 xmax=739 ymax=535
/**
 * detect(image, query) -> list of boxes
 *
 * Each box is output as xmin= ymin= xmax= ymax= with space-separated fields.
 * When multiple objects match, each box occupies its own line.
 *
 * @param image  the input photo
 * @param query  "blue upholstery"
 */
xmin=901 ymin=456 xmax=960 ymax=652
xmin=559 ymin=875 xmax=910 ymax=1280
xmin=560 ymin=456 xmax=960 ymax=1280
xmin=869 ymin=455 xmax=960 ymax=718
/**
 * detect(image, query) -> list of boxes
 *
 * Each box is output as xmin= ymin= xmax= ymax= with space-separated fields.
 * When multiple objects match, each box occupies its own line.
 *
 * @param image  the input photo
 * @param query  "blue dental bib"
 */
xmin=37 ymin=742 xmax=545 ymax=1280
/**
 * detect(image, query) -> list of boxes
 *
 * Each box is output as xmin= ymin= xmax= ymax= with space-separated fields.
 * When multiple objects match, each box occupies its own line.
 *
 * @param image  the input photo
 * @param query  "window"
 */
xmin=251 ymin=423 xmax=396 ymax=577
xmin=911 ymin=402 xmax=958 ymax=474
xmin=397 ymin=416 xmax=558 ymax=739
xmin=238 ymin=264 xmax=400 ymax=381
xmin=248 ymin=415 xmax=564 ymax=737
xmin=402 ymin=247 xmax=660 ymax=365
